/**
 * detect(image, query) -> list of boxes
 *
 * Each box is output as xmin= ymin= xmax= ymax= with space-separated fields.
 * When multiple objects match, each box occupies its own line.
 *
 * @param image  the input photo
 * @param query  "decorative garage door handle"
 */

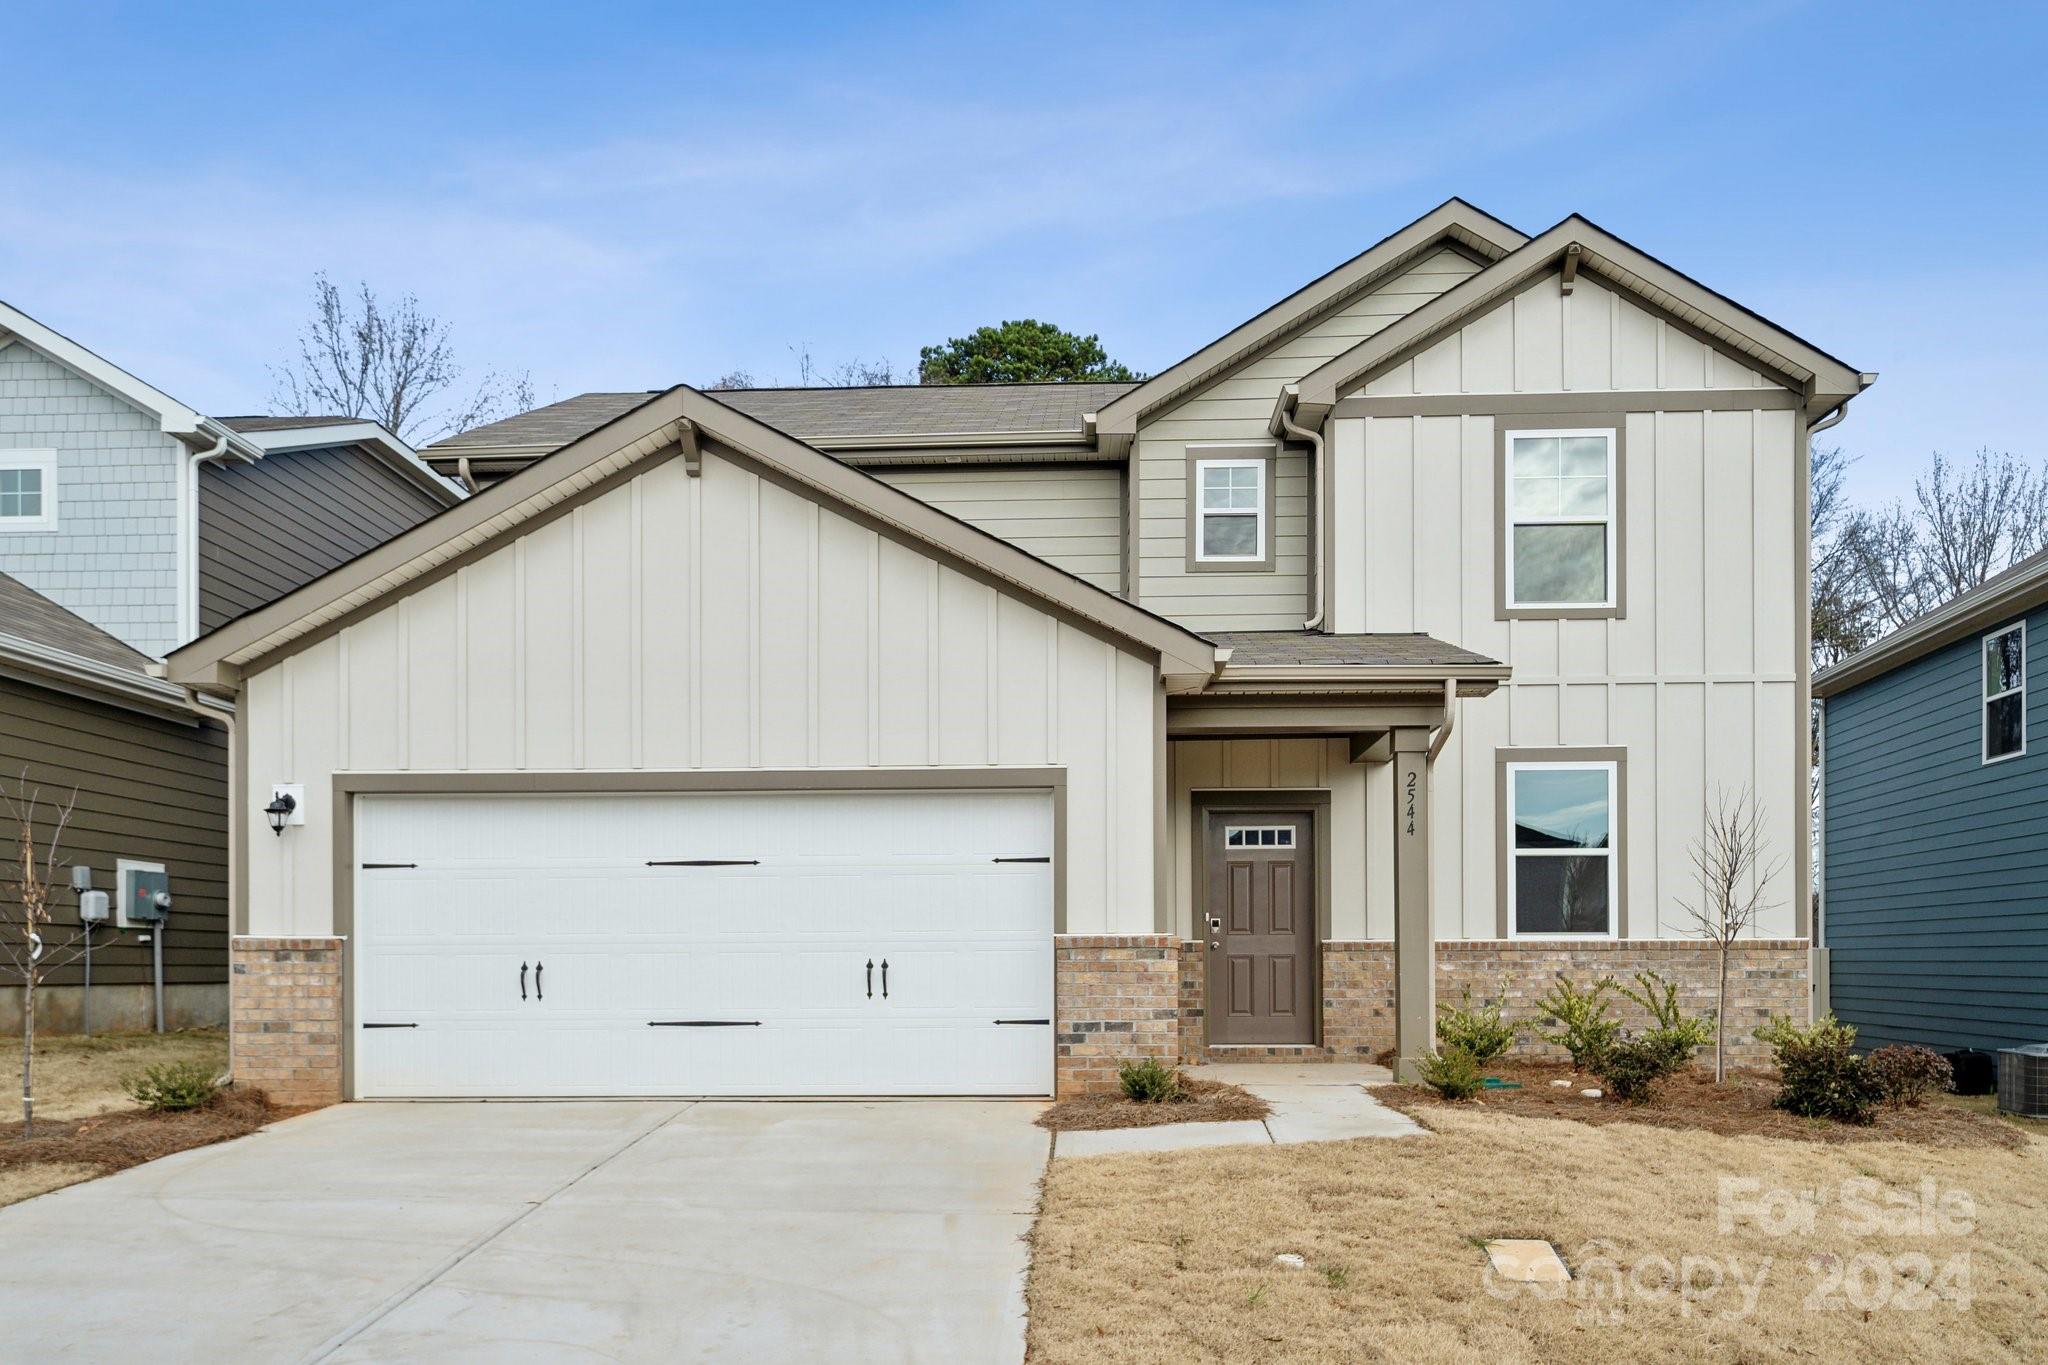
xmin=881 ymin=959 xmax=889 ymax=998
xmin=535 ymin=961 xmax=543 ymax=1000
xmin=520 ymin=961 xmax=528 ymax=1000
xmin=866 ymin=959 xmax=873 ymax=998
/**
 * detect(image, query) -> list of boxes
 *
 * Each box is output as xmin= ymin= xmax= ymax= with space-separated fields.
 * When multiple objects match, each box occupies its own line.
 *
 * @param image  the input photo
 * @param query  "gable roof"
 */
xmin=1289 ymin=216 xmax=1872 ymax=424
xmin=1089 ymin=199 xmax=1528 ymax=451
xmin=0 ymin=299 xmax=264 ymax=460
xmin=167 ymin=385 xmax=1222 ymax=691
xmin=423 ymin=382 xmax=1134 ymax=478
xmin=216 ymin=416 xmax=462 ymax=504
xmin=1814 ymin=547 xmax=2048 ymax=698
xmin=0 ymin=572 xmax=203 ymax=718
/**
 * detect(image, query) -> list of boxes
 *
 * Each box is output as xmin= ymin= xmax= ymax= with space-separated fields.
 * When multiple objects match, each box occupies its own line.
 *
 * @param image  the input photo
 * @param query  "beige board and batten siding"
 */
xmin=198 ymin=446 xmax=451 ymax=633
xmin=870 ymin=464 xmax=1123 ymax=593
xmin=240 ymin=449 xmax=1157 ymax=939
xmin=1331 ymin=269 xmax=1804 ymax=940
xmin=1135 ymin=247 xmax=1483 ymax=629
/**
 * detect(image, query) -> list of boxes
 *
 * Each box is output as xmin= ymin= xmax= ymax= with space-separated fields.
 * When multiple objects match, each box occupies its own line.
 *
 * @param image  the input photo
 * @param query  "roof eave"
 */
xmin=1814 ymin=561 xmax=2048 ymax=697
xmin=0 ymin=632 xmax=205 ymax=720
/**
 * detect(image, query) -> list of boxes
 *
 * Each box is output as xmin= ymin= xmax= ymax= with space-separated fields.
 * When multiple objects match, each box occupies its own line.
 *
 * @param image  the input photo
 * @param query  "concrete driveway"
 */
xmin=1 ymin=1100 xmax=1047 ymax=1362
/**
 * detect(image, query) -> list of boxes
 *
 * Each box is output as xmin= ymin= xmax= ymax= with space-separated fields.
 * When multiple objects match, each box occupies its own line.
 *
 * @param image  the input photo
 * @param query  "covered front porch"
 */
xmin=1165 ymin=630 xmax=1508 ymax=1079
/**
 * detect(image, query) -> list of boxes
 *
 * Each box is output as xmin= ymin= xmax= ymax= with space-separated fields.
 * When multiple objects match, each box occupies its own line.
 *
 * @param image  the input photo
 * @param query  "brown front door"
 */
xmin=1204 ymin=811 xmax=1317 ymax=1045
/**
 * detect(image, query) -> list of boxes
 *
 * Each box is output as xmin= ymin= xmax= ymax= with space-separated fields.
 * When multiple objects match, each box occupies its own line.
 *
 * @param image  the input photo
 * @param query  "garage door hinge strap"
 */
xmin=992 ymin=856 xmax=1050 ymax=863
xmin=646 ymin=859 xmax=761 ymax=867
xmin=994 ymin=1018 xmax=1051 ymax=1026
xmin=362 ymin=1022 xmax=418 ymax=1029
xmin=361 ymin=862 xmax=417 ymax=870
xmin=648 ymin=1020 xmax=763 ymax=1027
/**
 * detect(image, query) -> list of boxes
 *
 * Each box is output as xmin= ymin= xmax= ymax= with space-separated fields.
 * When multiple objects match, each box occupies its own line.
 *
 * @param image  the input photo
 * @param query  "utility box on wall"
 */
xmin=117 ymin=860 xmax=169 ymax=928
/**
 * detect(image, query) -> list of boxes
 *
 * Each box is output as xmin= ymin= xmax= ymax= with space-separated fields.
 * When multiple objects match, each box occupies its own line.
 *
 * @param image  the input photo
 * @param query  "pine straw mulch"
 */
xmin=1038 ymin=1076 xmax=1272 ymax=1132
xmin=0 ymin=1086 xmax=287 ymax=1196
xmin=1377 ymin=1061 xmax=2028 ymax=1150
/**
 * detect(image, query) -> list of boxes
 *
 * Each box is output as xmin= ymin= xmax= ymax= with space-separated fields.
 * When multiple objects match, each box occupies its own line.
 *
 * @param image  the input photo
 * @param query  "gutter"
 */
xmin=0 ymin=634 xmax=205 ymax=719
xmin=1272 ymin=386 xmax=1327 ymax=629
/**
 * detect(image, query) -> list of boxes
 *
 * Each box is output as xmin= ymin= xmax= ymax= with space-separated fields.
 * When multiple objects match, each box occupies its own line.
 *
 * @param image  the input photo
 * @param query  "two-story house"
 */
xmin=1815 ymin=548 xmax=2048 ymax=1055
xmin=0 ymin=300 xmax=458 ymax=1029
xmin=164 ymin=200 xmax=1871 ymax=1104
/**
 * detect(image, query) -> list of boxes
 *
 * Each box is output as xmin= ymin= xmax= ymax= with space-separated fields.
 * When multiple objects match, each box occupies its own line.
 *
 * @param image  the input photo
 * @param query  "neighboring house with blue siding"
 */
xmin=1816 ymin=550 xmax=2048 ymax=1053
xmin=0 ymin=298 xmax=460 ymax=1030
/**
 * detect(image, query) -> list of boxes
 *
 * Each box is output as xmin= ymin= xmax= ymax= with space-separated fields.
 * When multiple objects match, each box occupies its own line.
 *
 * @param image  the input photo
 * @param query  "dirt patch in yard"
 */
xmin=1028 ymin=1104 xmax=2048 ymax=1363
xmin=1377 ymin=1062 xmax=2026 ymax=1151
xmin=1038 ymin=1077 xmax=1272 ymax=1132
xmin=0 ymin=1086 xmax=280 ymax=1202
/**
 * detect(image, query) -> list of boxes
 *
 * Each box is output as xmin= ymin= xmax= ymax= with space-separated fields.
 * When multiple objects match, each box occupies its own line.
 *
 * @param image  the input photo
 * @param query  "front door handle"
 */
xmin=866 ymin=958 xmax=873 ymax=998
xmin=1208 ymin=940 xmax=1219 ymax=950
xmin=881 ymin=958 xmax=889 ymax=999
xmin=535 ymin=961 xmax=543 ymax=1001
xmin=520 ymin=961 xmax=528 ymax=999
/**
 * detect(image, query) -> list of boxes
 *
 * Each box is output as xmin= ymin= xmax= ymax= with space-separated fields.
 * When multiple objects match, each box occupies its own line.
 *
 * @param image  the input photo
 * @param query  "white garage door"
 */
xmin=352 ymin=788 xmax=1054 ymax=1098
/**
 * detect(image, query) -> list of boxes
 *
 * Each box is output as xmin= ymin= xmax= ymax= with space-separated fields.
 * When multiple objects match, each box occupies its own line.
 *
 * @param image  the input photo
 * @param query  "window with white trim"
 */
xmin=0 ymin=451 xmax=56 ymax=531
xmin=1507 ymin=761 xmax=1617 ymax=936
xmin=1506 ymin=429 xmax=1612 ymax=607
xmin=1983 ymin=622 xmax=2026 ymax=763
xmin=1194 ymin=457 xmax=1266 ymax=562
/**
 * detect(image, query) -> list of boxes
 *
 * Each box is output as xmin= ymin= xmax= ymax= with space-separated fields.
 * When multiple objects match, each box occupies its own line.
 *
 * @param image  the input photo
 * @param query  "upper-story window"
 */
xmin=1506 ymin=428 xmax=1613 ymax=608
xmin=1190 ymin=447 xmax=1273 ymax=569
xmin=1984 ymin=622 xmax=2026 ymax=763
xmin=0 ymin=451 xmax=57 ymax=531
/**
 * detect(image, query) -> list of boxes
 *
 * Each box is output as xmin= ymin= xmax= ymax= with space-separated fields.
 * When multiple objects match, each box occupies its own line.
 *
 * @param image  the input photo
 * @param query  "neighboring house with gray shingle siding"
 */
xmin=1816 ymin=550 xmax=2048 ymax=1054
xmin=0 ymin=299 xmax=461 ymax=1030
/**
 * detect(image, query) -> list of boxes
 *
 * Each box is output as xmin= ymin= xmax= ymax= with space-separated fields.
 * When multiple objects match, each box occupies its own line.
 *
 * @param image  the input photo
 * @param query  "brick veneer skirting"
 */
xmin=1054 ymin=935 xmax=1180 ymax=1094
xmin=1169 ymin=938 xmax=1808 ymax=1069
xmin=230 ymin=937 xmax=344 ymax=1108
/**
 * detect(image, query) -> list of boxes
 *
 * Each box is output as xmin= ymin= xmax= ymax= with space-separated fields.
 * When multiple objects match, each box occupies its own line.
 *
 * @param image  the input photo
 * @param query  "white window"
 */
xmin=0 ymin=451 xmax=56 ymax=531
xmin=1983 ymin=622 xmax=2026 ymax=764
xmin=1506 ymin=761 xmax=1617 ymax=937
xmin=1506 ymin=429 xmax=1613 ymax=607
xmin=1195 ymin=457 xmax=1265 ymax=562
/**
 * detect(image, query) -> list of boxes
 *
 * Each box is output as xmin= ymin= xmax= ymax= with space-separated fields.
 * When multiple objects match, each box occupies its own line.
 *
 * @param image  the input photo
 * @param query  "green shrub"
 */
xmin=1117 ymin=1058 xmax=1182 ymax=1103
xmin=1535 ymin=976 xmax=1620 ymax=1069
xmin=1865 ymin=1044 xmax=1953 ymax=1107
xmin=1414 ymin=1045 xmax=1485 ymax=1100
xmin=1755 ymin=1014 xmax=1879 ymax=1124
xmin=1614 ymin=969 xmax=1714 ymax=1076
xmin=122 ymin=1061 xmax=221 ymax=1113
xmin=1593 ymin=1037 xmax=1681 ymax=1104
xmin=1435 ymin=983 xmax=1519 ymax=1065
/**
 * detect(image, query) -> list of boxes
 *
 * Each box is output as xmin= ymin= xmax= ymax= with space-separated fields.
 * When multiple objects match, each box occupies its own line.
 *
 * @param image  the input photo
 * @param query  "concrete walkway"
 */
xmin=1054 ymin=1063 xmax=1425 ymax=1158
xmin=0 ymin=1100 xmax=1047 ymax=1363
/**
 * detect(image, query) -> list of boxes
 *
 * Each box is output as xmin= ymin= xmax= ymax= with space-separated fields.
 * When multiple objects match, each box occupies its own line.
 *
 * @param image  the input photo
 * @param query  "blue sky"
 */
xmin=3 ymin=1 xmax=2040 ymax=502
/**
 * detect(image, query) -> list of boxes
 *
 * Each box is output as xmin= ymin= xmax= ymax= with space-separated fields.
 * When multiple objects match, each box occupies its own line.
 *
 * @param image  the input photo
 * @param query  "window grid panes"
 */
xmin=1508 ymin=762 xmax=1616 ymax=937
xmin=1195 ymin=458 xmax=1264 ymax=561
xmin=1508 ymin=431 xmax=1612 ymax=607
xmin=1983 ymin=623 xmax=2026 ymax=763
xmin=1224 ymin=826 xmax=1296 ymax=849
xmin=0 ymin=467 xmax=44 ymax=520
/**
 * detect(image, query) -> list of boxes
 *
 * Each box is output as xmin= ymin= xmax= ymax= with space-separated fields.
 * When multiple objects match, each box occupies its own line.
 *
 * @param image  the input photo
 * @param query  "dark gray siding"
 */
xmin=0 ymin=677 xmax=227 ymax=987
xmin=198 ymin=445 xmax=448 ymax=632
xmin=1823 ymin=600 xmax=2048 ymax=1051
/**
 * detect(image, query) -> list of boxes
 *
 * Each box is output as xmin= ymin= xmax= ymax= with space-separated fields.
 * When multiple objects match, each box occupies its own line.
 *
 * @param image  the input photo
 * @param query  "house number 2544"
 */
xmin=1403 ymin=770 xmax=1418 ymax=837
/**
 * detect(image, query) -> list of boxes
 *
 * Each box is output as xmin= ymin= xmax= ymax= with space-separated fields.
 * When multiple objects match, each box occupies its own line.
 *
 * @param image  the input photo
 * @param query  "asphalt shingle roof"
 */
xmin=428 ymin=382 xmax=1139 ymax=453
xmin=216 ymin=415 xmax=364 ymax=432
xmin=1208 ymin=631 xmax=1503 ymax=670
xmin=0 ymin=573 xmax=155 ymax=673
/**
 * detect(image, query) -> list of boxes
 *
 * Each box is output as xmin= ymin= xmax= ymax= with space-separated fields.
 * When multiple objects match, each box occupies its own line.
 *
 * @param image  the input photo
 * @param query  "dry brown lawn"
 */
xmin=1028 ymin=1102 xmax=2048 ymax=1363
xmin=0 ymin=1029 xmax=270 ymax=1208
xmin=1039 ymin=1076 xmax=1271 ymax=1132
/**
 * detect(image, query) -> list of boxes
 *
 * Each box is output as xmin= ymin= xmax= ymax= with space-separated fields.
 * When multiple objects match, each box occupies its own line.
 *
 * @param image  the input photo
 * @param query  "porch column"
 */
xmin=1391 ymin=726 xmax=1435 ymax=1081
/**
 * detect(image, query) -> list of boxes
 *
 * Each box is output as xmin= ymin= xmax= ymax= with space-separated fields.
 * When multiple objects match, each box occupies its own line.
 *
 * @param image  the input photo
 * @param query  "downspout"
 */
xmin=1275 ymin=386 xmax=1327 ymax=630
xmin=180 ymin=685 xmax=237 ymax=1077
xmin=1427 ymin=678 xmax=1458 ymax=761
xmin=456 ymin=456 xmax=480 ymax=495
xmin=176 ymin=433 xmax=230 ymax=647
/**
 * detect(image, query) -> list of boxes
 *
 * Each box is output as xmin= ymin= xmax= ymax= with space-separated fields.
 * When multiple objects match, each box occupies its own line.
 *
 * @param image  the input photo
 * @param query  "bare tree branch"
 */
xmin=1681 ymin=786 xmax=1783 ymax=1084
xmin=268 ymin=274 xmax=534 ymax=443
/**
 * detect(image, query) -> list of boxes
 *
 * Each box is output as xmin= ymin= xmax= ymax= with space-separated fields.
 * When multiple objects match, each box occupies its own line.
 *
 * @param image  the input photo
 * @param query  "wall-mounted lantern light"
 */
xmin=265 ymin=791 xmax=298 ymax=836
